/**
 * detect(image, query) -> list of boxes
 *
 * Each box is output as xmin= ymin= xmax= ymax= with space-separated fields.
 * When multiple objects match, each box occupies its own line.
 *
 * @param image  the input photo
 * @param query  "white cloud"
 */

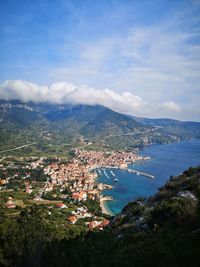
xmin=163 ymin=101 xmax=181 ymax=112
xmin=0 ymin=79 xmax=181 ymax=119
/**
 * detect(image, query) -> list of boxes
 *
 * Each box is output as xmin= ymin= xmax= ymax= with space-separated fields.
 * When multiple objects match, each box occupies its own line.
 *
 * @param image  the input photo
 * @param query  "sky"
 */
xmin=0 ymin=0 xmax=200 ymax=121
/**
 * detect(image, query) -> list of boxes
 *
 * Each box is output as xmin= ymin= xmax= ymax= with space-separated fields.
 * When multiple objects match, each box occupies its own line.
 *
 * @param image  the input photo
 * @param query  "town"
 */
xmin=0 ymin=149 xmax=148 ymax=230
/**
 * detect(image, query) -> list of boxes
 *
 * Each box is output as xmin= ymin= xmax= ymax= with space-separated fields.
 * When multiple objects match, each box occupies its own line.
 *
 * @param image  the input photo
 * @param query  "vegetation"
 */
xmin=1 ymin=101 xmax=199 ymax=156
xmin=0 ymin=166 xmax=200 ymax=267
xmin=1 ymin=101 xmax=200 ymax=266
xmin=83 ymin=198 xmax=102 ymax=216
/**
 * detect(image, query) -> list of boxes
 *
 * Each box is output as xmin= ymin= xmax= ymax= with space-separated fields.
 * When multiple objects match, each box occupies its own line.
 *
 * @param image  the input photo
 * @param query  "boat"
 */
xmin=110 ymin=170 xmax=115 ymax=177
xmin=104 ymin=170 xmax=110 ymax=179
xmin=98 ymin=169 xmax=102 ymax=175
xmin=114 ymin=178 xmax=118 ymax=182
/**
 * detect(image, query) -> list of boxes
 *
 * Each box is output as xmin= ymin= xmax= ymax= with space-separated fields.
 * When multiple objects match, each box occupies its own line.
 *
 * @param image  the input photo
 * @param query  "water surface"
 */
xmin=98 ymin=139 xmax=200 ymax=214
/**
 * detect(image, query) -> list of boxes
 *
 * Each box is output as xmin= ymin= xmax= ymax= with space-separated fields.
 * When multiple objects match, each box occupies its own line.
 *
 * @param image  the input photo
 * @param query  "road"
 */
xmin=0 ymin=143 xmax=35 ymax=154
xmin=90 ymin=128 xmax=157 ymax=141
xmin=0 ymin=156 xmax=6 ymax=162
xmin=104 ymin=128 xmax=156 ymax=139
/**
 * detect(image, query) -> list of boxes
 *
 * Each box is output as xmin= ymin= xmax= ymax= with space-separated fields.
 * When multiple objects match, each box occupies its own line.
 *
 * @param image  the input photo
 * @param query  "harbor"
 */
xmin=97 ymin=167 xmax=155 ymax=180
xmin=127 ymin=168 xmax=155 ymax=179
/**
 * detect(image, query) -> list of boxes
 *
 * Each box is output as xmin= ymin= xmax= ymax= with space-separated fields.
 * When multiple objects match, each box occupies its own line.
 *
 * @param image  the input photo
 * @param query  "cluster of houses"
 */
xmin=1 ymin=150 xmax=146 ymax=230
xmin=0 ymin=157 xmax=46 ymax=190
xmin=68 ymin=206 xmax=93 ymax=224
xmin=68 ymin=205 xmax=110 ymax=230
xmin=75 ymin=149 xmax=144 ymax=169
xmin=43 ymin=161 xmax=98 ymax=201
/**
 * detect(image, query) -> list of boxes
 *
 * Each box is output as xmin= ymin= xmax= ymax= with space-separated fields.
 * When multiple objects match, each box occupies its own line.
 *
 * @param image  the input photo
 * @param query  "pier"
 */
xmin=100 ymin=195 xmax=113 ymax=201
xmin=128 ymin=168 xmax=155 ymax=179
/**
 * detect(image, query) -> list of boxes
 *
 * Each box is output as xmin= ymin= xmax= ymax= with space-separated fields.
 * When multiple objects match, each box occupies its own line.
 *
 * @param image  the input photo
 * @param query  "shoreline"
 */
xmin=91 ymin=157 xmax=150 ymax=216
xmin=100 ymin=200 xmax=114 ymax=216
xmin=91 ymin=140 xmax=199 ymax=216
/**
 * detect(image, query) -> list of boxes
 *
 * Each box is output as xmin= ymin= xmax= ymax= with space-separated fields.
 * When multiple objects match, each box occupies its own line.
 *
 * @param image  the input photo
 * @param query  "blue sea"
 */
xmin=98 ymin=139 xmax=200 ymax=215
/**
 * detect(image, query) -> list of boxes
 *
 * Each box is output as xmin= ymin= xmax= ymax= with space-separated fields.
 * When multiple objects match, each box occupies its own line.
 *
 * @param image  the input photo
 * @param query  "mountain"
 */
xmin=0 ymin=99 xmax=200 ymax=155
xmin=0 ymin=100 xmax=143 ymax=131
xmin=132 ymin=116 xmax=200 ymax=138
xmin=0 ymin=100 xmax=149 ymax=154
xmin=80 ymin=108 xmax=145 ymax=137
xmin=0 ymin=100 xmax=41 ymax=128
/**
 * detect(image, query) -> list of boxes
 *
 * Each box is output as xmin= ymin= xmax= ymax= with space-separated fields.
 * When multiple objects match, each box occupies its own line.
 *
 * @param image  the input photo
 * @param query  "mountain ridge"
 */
xmin=0 ymin=99 xmax=200 ymax=155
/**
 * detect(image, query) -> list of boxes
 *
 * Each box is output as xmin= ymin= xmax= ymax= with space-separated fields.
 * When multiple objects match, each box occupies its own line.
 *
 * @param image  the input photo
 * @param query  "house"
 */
xmin=88 ymin=220 xmax=100 ymax=230
xmin=80 ymin=211 xmax=92 ymax=218
xmin=88 ymin=219 xmax=109 ymax=230
xmin=56 ymin=203 xmax=67 ymax=209
xmin=72 ymin=192 xmax=79 ymax=201
xmin=25 ymin=185 xmax=33 ymax=194
xmin=78 ymin=191 xmax=87 ymax=201
xmin=72 ymin=191 xmax=87 ymax=201
xmin=33 ymin=195 xmax=42 ymax=201
xmin=5 ymin=197 xmax=16 ymax=209
xmin=5 ymin=203 xmax=16 ymax=209
xmin=0 ymin=179 xmax=7 ymax=186
xmin=97 ymin=219 xmax=110 ymax=229
xmin=68 ymin=215 xmax=78 ymax=224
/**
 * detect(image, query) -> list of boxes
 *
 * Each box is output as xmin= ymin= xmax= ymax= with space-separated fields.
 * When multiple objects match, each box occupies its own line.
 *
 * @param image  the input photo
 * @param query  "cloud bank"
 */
xmin=0 ymin=80 xmax=181 ymax=118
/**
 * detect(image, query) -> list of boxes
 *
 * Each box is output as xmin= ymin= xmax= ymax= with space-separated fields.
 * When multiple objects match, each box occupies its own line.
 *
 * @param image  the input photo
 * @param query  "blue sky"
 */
xmin=0 ymin=0 xmax=200 ymax=120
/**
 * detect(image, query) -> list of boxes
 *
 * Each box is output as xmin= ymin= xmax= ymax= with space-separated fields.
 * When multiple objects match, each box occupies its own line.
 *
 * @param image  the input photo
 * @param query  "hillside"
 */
xmin=0 ymin=100 xmax=200 ymax=156
xmin=0 ymin=166 xmax=200 ymax=267
xmin=0 ymin=101 xmax=145 ymax=133
xmin=80 ymin=108 xmax=145 ymax=137
xmin=41 ymin=166 xmax=200 ymax=267
xmin=132 ymin=116 xmax=200 ymax=138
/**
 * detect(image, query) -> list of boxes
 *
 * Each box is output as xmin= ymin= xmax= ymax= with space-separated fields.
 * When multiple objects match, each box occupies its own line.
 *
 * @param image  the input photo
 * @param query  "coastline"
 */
xmin=90 ymin=155 xmax=150 ymax=216
xmin=100 ymin=139 xmax=200 ymax=214
xmin=100 ymin=200 xmax=114 ymax=216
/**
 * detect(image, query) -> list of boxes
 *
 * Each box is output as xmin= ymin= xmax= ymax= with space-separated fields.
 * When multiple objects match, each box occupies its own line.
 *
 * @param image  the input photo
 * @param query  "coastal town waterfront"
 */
xmin=1 ymin=139 xmax=199 ymax=220
xmin=0 ymin=148 xmax=148 ymax=225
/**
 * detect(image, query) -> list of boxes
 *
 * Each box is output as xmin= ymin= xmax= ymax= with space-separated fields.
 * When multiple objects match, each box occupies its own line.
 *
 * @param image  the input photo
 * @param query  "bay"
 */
xmin=98 ymin=139 xmax=200 ymax=215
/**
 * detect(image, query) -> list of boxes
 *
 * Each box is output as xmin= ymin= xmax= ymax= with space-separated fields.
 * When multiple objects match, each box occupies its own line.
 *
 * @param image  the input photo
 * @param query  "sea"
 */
xmin=98 ymin=139 xmax=200 ymax=215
